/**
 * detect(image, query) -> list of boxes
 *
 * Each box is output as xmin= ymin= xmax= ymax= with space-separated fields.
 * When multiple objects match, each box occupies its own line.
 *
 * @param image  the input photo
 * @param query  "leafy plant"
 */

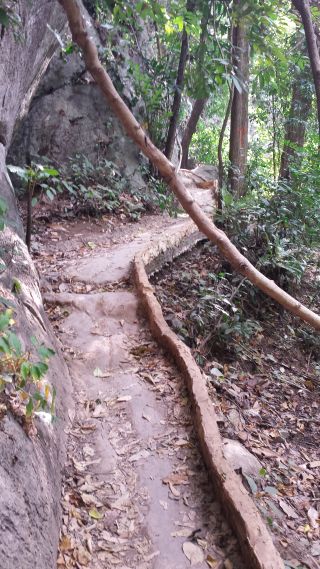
xmin=0 ymin=307 xmax=56 ymax=433
xmin=8 ymin=163 xmax=60 ymax=250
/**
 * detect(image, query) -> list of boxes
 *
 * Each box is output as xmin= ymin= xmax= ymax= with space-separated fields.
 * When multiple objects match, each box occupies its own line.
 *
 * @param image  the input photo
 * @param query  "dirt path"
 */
xmin=33 ymin=203 xmax=245 ymax=568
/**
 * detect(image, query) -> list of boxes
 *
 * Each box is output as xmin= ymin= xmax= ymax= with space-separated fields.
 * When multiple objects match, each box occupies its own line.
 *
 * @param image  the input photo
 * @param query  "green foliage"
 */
xmin=128 ymin=60 xmax=172 ymax=148
xmin=0 ymin=0 xmax=21 ymax=31
xmin=0 ymin=307 xmax=56 ymax=429
xmin=219 ymin=171 xmax=320 ymax=289
xmin=7 ymin=163 xmax=61 ymax=205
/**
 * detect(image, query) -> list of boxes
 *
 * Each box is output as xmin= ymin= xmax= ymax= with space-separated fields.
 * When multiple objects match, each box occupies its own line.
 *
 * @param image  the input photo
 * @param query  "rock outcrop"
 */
xmin=0 ymin=2 xmax=73 ymax=568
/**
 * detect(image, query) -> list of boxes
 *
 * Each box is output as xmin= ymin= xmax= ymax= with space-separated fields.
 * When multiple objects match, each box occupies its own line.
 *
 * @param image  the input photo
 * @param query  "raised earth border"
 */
xmin=132 ymin=219 xmax=284 ymax=569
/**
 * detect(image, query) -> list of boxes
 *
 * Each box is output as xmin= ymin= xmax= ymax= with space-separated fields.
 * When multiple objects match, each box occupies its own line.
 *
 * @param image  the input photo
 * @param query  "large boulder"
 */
xmin=8 ymin=6 xmax=145 ymax=192
xmin=0 ymin=2 xmax=73 ymax=567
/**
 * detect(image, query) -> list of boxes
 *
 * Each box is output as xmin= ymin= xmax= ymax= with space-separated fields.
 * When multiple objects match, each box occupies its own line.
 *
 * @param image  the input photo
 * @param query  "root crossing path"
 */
xmin=36 ymin=198 xmax=244 ymax=568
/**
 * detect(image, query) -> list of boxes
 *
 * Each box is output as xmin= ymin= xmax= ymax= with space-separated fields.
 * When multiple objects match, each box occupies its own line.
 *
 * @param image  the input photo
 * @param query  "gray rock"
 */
xmin=222 ymin=438 xmax=262 ymax=477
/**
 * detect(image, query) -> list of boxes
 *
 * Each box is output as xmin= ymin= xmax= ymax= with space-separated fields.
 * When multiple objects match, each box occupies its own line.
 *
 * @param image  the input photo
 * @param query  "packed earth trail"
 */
xmin=33 ymin=184 xmax=246 ymax=568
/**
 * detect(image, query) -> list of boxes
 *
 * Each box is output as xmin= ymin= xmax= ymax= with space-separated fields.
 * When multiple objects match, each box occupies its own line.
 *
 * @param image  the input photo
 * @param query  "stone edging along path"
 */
xmin=132 ymin=220 xmax=284 ymax=569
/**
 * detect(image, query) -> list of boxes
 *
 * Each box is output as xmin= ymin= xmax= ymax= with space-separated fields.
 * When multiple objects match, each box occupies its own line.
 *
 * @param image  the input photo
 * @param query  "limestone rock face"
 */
xmin=8 ymin=6 xmax=145 ymax=192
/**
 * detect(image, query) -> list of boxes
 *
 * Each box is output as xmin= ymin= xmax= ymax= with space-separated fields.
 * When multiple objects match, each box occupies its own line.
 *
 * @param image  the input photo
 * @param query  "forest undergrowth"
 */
xmin=152 ymin=241 xmax=320 ymax=568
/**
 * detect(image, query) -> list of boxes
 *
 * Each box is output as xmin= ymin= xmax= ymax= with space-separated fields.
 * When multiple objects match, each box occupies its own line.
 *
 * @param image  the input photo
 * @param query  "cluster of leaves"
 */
xmin=180 ymin=264 xmax=262 ymax=358
xmin=0 ymin=0 xmax=21 ymax=31
xmin=0 ymin=307 xmax=56 ymax=430
xmin=9 ymin=154 xmax=179 ymax=222
xmin=219 ymin=174 xmax=320 ymax=290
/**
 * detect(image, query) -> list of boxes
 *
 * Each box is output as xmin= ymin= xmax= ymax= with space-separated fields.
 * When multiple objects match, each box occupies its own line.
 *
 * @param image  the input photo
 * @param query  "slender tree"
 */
xmin=181 ymin=97 xmax=208 ymax=168
xmin=279 ymin=58 xmax=313 ymax=178
xmin=228 ymin=5 xmax=249 ymax=197
xmin=164 ymin=0 xmax=195 ymax=160
xmin=217 ymin=84 xmax=233 ymax=197
xmin=180 ymin=0 xmax=212 ymax=168
xmin=292 ymin=0 xmax=320 ymax=138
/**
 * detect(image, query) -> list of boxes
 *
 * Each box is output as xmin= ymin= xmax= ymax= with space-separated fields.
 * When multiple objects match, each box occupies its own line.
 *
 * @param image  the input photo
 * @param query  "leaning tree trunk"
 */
xmin=292 ymin=0 xmax=320 ymax=139
xmin=0 ymin=3 xmax=73 ymax=568
xmin=279 ymin=60 xmax=313 ymax=179
xmin=181 ymin=97 xmax=208 ymax=168
xmin=164 ymin=0 xmax=194 ymax=160
xmin=228 ymin=18 xmax=249 ymax=197
xmin=59 ymin=1 xmax=320 ymax=331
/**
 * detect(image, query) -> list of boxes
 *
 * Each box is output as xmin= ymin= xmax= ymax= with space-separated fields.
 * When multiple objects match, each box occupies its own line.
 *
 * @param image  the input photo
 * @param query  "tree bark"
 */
xmin=181 ymin=97 xmax=208 ymax=168
xmin=292 ymin=0 xmax=320 ymax=139
xmin=59 ymin=0 xmax=320 ymax=331
xmin=228 ymin=18 xmax=249 ymax=197
xmin=164 ymin=0 xmax=194 ymax=160
xmin=279 ymin=62 xmax=313 ymax=179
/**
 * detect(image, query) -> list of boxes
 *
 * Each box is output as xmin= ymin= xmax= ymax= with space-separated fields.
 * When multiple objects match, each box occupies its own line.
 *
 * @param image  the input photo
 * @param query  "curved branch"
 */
xmin=58 ymin=0 xmax=320 ymax=332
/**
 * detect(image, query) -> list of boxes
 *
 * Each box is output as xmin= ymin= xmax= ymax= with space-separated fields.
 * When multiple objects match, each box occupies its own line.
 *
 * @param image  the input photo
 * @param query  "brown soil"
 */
xmin=152 ymin=241 xmax=320 ymax=569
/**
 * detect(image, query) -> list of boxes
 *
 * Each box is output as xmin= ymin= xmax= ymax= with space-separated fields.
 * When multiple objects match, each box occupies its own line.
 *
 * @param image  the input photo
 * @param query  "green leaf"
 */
xmin=42 ymin=168 xmax=59 ymax=177
xmin=0 ymin=309 xmax=12 ymax=331
xmin=0 ymin=337 xmax=10 ymax=354
xmin=11 ymin=279 xmax=22 ymax=294
xmin=30 ymin=362 xmax=48 ymax=380
xmin=38 ymin=345 xmax=55 ymax=360
xmin=46 ymin=189 xmax=55 ymax=201
xmin=0 ymin=7 xmax=9 ymax=26
xmin=26 ymin=398 xmax=34 ymax=417
xmin=7 ymin=165 xmax=28 ymax=179
xmin=20 ymin=361 xmax=31 ymax=380
xmin=89 ymin=508 xmax=104 ymax=520
xmin=6 ymin=331 xmax=22 ymax=356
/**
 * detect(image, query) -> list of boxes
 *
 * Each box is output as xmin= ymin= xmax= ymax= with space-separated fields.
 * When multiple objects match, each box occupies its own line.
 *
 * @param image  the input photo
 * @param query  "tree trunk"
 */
xmin=181 ymin=98 xmax=208 ymax=168
xmin=218 ymin=85 xmax=234 ymax=198
xmin=59 ymin=0 xmax=320 ymax=333
xmin=279 ymin=62 xmax=313 ymax=179
xmin=228 ymin=18 xmax=249 ymax=197
xmin=292 ymin=0 xmax=320 ymax=139
xmin=164 ymin=0 xmax=194 ymax=160
xmin=0 ymin=3 xmax=73 ymax=568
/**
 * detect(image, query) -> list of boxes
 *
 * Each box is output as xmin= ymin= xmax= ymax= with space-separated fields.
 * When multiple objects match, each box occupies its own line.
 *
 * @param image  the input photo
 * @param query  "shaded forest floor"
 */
xmin=152 ymin=241 xmax=320 ymax=569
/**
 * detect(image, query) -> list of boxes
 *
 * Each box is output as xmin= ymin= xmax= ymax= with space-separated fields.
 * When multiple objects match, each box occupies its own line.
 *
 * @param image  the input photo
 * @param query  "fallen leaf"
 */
xmin=206 ymin=553 xmax=221 ymax=568
xmin=81 ymin=493 xmax=102 ymax=507
xmin=93 ymin=367 xmax=110 ymax=378
xmin=89 ymin=508 xmax=104 ymax=520
xmin=308 ymin=460 xmax=320 ymax=469
xmin=279 ymin=500 xmax=298 ymax=519
xmin=60 ymin=535 xmax=73 ymax=551
xmin=311 ymin=541 xmax=320 ymax=556
xmin=142 ymin=411 xmax=152 ymax=422
xmin=76 ymin=545 xmax=91 ymax=566
xmin=117 ymin=395 xmax=132 ymax=403
xmin=182 ymin=541 xmax=205 ymax=565
xmin=92 ymin=404 xmax=107 ymax=418
xmin=163 ymin=473 xmax=189 ymax=486
xmin=171 ymin=528 xmax=192 ymax=538
xmin=307 ymin=506 xmax=319 ymax=529
xmin=251 ymin=446 xmax=277 ymax=458
xmin=129 ymin=449 xmax=150 ymax=462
